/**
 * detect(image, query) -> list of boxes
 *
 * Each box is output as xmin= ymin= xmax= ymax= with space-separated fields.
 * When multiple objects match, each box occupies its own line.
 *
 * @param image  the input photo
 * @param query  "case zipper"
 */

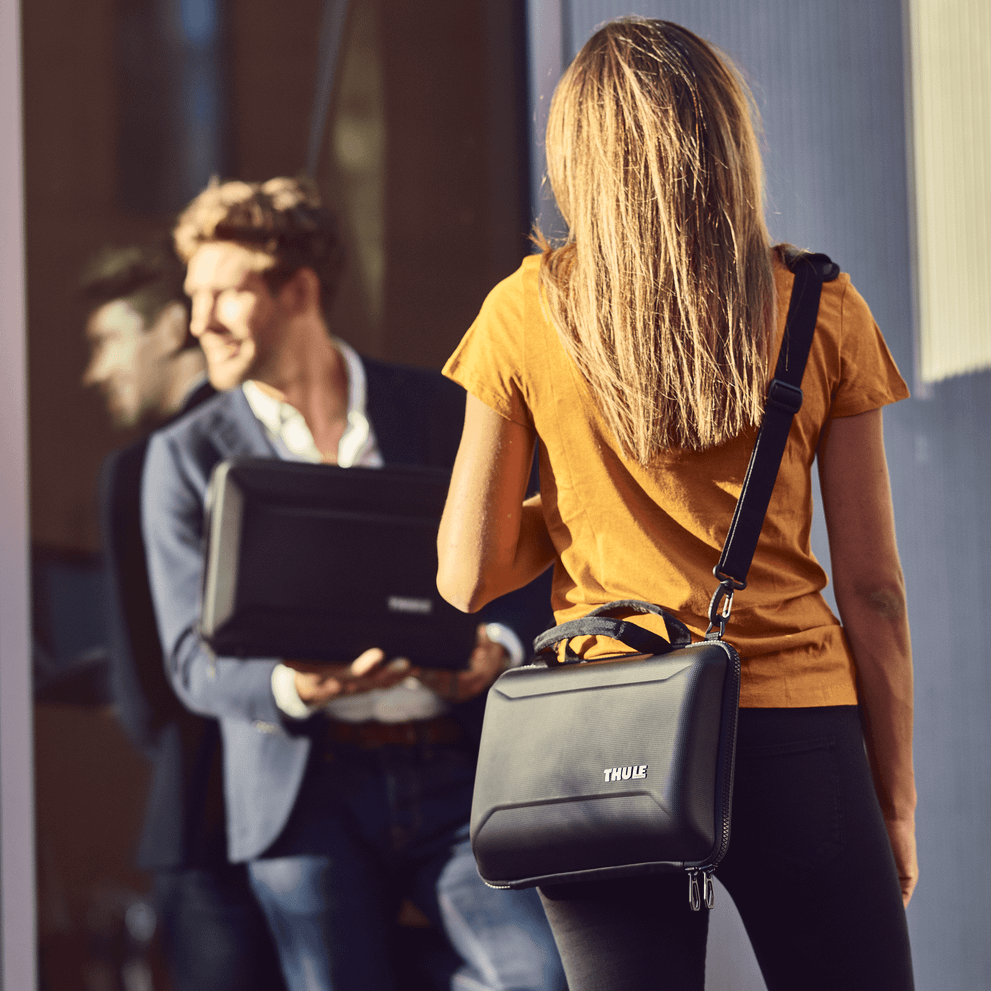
xmin=684 ymin=638 xmax=741 ymax=912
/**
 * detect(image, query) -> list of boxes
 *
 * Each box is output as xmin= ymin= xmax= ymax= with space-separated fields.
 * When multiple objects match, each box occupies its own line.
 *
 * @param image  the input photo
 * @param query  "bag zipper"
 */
xmin=684 ymin=639 xmax=741 ymax=911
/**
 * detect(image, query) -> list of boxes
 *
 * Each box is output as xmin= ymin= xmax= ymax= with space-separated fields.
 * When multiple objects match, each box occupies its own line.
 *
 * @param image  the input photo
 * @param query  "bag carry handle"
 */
xmin=534 ymin=600 xmax=692 ymax=664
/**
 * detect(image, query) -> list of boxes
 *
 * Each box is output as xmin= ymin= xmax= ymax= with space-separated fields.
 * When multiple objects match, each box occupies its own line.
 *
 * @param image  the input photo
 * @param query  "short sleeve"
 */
xmin=443 ymin=260 xmax=534 ymax=428
xmin=829 ymin=280 xmax=910 ymax=418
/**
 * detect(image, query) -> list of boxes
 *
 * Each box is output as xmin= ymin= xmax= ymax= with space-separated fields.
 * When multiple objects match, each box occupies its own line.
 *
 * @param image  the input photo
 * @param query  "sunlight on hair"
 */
xmin=536 ymin=18 xmax=775 ymax=460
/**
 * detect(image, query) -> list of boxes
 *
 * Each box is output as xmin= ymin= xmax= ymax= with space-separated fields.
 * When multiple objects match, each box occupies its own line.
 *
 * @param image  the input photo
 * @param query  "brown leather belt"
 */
xmin=320 ymin=714 xmax=464 ymax=749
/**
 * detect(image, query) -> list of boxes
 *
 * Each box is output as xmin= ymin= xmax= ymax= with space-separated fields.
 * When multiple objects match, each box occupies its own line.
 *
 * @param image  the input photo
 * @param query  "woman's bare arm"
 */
xmin=437 ymin=394 xmax=556 ymax=612
xmin=817 ymin=407 xmax=918 ymax=906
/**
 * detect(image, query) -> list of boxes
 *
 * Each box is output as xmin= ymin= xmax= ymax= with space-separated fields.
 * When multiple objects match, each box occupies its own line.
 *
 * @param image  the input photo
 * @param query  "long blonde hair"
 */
xmin=539 ymin=18 xmax=775 ymax=458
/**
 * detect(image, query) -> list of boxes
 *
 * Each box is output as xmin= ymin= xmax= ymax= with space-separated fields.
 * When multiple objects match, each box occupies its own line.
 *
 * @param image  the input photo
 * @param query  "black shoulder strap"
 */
xmin=706 ymin=251 xmax=839 ymax=637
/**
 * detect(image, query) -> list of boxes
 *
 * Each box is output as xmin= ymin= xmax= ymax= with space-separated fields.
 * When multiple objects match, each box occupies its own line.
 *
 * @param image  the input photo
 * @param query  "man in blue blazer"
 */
xmin=81 ymin=242 xmax=284 ymax=991
xmin=141 ymin=177 xmax=563 ymax=991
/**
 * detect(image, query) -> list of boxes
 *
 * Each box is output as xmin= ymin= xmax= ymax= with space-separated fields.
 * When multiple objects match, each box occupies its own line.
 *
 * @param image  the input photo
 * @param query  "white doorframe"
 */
xmin=0 ymin=1 xmax=37 ymax=988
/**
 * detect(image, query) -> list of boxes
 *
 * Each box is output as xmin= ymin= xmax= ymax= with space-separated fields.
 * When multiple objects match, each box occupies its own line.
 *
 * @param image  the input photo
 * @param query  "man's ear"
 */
xmin=151 ymin=300 xmax=190 ymax=353
xmin=278 ymin=267 xmax=322 ymax=317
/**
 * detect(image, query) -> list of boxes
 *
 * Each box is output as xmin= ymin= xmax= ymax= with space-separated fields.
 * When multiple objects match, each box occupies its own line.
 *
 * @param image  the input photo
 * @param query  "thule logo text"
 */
xmin=603 ymin=765 xmax=648 ymax=782
xmin=387 ymin=596 xmax=432 ymax=615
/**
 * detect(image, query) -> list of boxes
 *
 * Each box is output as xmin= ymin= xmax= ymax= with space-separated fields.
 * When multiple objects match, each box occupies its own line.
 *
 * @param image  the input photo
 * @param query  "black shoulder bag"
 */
xmin=469 ymin=252 xmax=839 ymax=910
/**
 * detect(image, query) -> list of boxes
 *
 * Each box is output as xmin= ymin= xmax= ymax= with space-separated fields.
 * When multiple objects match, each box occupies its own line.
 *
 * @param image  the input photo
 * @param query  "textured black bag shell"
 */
xmin=470 ymin=640 xmax=740 ymax=889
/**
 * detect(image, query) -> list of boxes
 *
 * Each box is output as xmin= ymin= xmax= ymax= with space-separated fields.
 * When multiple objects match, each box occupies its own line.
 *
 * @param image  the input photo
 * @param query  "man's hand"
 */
xmin=285 ymin=648 xmax=411 ymax=706
xmin=415 ymin=624 xmax=508 ymax=703
xmin=885 ymin=814 xmax=919 ymax=907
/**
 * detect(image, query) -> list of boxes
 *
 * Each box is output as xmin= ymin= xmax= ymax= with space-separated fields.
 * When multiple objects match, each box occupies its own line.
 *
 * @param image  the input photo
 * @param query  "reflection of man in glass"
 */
xmin=82 ymin=245 xmax=208 ymax=427
xmin=81 ymin=244 xmax=286 ymax=991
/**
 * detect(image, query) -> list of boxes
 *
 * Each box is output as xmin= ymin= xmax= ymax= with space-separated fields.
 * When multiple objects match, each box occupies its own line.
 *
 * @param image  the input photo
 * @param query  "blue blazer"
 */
xmin=142 ymin=359 xmax=546 ymax=862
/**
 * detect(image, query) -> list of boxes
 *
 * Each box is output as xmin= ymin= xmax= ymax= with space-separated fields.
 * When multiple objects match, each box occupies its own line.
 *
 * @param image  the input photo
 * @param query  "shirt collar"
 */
xmin=242 ymin=338 xmax=377 ymax=467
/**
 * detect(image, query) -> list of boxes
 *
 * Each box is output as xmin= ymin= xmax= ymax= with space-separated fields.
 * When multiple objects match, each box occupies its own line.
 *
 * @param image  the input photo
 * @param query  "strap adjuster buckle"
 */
xmin=766 ymin=379 xmax=803 ymax=414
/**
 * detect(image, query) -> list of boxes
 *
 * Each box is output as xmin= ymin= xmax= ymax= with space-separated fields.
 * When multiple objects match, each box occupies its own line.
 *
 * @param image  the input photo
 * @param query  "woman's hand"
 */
xmin=885 ymin=814 xmax=919 ymax=907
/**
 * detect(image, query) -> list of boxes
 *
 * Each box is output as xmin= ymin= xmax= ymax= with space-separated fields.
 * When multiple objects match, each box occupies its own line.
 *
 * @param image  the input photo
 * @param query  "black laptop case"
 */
xmin=200 ymin=458 xmax=479 ymax=669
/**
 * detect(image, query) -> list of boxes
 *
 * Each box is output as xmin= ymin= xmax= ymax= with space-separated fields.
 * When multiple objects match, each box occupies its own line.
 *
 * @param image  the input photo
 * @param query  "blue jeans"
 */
xmin=153 ymin=864 xmax=286 ymax=991
xmin=247 ymin=737 xmax=565 ymax=991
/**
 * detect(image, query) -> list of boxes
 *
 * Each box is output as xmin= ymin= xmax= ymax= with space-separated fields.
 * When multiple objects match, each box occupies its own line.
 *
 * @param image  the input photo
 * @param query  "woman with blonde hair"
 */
xmin=437 ymin=17 xmax=915 ymax=990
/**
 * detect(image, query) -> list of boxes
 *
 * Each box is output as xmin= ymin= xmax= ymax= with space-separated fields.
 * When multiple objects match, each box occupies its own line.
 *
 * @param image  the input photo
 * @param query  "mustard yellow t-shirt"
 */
xmin=443 ymin=252 xmax=909 ymax=707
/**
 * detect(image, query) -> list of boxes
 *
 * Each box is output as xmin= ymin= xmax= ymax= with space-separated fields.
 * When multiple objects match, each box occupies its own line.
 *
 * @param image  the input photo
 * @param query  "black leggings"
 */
xmin=538 ymin=706 xmax=914 ymax=991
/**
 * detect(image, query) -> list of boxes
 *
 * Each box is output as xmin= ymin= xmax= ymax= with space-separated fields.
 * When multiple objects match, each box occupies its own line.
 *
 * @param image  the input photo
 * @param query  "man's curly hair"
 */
xmin=174 ymin=176 xmax=346 ymax=317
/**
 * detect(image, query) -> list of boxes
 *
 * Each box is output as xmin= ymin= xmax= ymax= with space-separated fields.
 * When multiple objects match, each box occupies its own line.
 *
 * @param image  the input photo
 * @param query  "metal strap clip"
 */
xmin=705 ymin=580 xmax=740 ymax=640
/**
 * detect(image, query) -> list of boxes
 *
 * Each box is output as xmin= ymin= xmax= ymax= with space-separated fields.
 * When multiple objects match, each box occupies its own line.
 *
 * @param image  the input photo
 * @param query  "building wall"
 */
xmin=528 ymin=3 xmax=991 ymax=988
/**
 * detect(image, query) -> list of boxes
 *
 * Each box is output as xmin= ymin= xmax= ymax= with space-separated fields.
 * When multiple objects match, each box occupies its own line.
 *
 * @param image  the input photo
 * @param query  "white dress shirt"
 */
xmin=241 ymin=339 xmax=522 ymax=723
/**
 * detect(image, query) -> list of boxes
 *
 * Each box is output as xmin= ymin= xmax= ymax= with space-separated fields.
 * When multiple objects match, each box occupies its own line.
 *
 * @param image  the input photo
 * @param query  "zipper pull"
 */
xmin=686 ymin=868 xmax=715 ymax=911
xmin=687 ymin=870 xmax=702 ymax=911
